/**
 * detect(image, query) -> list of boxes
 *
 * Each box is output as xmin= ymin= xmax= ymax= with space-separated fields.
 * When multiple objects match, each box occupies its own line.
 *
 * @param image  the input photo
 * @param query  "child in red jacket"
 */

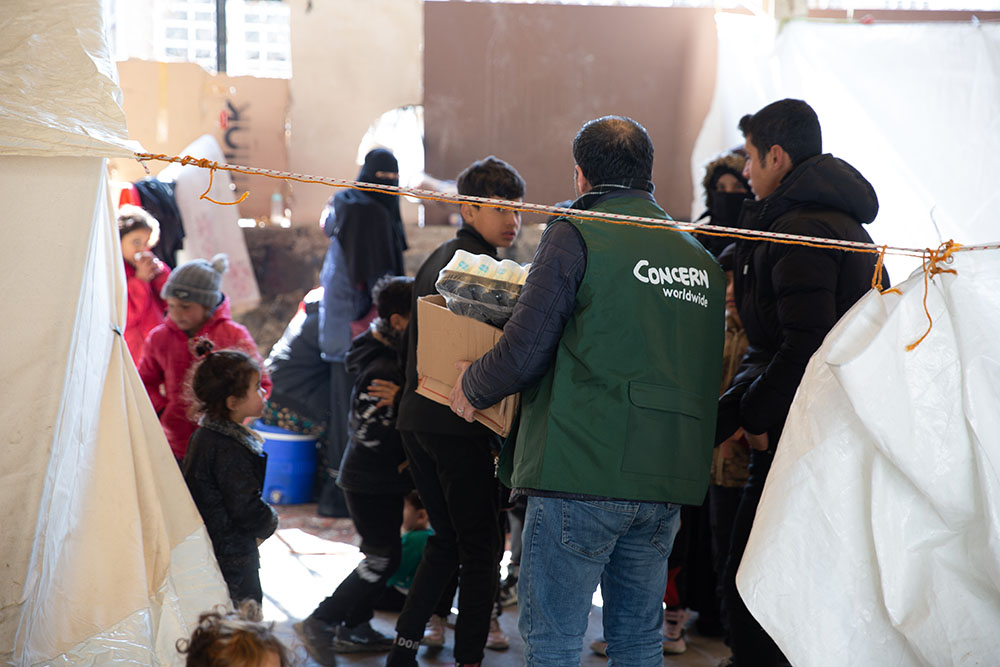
xmin=118 ymin=205 xmax=170 ymax=365
xmin=138 ymin=253 xmax=271 ymax=462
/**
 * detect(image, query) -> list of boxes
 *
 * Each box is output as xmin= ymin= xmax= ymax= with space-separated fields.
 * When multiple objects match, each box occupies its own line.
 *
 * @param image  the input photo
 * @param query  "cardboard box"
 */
xmin=415 ymin=295 xmax=518 ymax=437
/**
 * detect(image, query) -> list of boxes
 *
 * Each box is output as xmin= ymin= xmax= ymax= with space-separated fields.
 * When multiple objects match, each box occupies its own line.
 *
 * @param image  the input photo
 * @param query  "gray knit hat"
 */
xmin=161 ymin=253 xmax=229 ymax=312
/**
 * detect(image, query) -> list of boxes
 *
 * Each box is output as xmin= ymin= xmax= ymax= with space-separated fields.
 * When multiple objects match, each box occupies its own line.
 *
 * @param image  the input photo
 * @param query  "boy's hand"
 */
xmin=719 ymin=427 xmax=745 ymax=460
xmin=449 ymin=361 xmax=476 ymax=422
xmin=745 ymin=430 xmax=769 ymax=451
xmin=368 ymin=379 xmax=400 ymax=408
xmin=134 ymin=252 xmax=162 ymax=282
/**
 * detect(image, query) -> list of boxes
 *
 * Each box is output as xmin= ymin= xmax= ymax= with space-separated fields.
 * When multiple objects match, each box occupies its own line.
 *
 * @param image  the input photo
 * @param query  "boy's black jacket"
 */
xmin=337 ymin=329 xmax=413 ymax=494
xmin=396 ymin=225 xmax=500 ymax=440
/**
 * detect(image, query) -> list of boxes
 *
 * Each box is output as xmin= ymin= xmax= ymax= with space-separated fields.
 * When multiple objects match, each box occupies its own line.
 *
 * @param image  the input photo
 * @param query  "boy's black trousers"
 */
xmin=393 ymin=430 xmax=501 ymax=664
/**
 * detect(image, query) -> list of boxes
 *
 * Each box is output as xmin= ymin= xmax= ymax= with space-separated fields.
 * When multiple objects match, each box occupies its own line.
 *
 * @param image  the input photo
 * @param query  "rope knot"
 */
xmin=905 ymin=240 xmax=962 ymax=351
xmin=926 ymin=239 xmax=961 ymax=278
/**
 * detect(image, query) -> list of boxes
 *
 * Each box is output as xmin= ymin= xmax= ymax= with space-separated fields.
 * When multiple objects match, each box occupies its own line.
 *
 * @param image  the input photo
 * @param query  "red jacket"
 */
xmin=124 ymin=260 xmax=171 ymax=366
xmin=138 ymin=296 xmax=271 ymax=459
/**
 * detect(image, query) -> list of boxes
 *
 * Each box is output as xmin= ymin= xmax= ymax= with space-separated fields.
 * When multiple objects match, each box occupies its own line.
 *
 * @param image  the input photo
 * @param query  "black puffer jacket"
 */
xmin=265 ymin=295 xmax=331 ymax=424
xmin=183 ymin=419 xmax=278 ymax=560
xmin=718 ymin=153 xmax=887 ymax=440
xmin=336 ymin=329 xmax=412 ymax=494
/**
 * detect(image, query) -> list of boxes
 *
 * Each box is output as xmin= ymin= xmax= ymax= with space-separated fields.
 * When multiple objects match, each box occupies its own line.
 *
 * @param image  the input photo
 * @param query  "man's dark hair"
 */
xmin=372 ymin=275 xmax=414 ymax=320
xmin=738 ymin=99 xmax=822 ymax=167
xmin=572 ymin=116 xmax=654 ymax=187
xmin=456 ymin=156 xmax=525 ymax=200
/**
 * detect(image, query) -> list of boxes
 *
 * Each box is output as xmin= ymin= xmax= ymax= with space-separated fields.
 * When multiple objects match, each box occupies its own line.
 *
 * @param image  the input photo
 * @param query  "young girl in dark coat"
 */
xmin=183 ymin=341 xmax=279 ymax=606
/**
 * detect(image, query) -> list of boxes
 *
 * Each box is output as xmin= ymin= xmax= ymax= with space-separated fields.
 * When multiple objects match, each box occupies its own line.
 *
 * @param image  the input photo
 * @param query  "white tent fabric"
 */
xmin=737 ymin=253 xmax=1000 ymax=666
xmin=691 ymin=14 xmax=1000 ymax=281
xmin=694 ymin=14 xmax=1000 ymax=664
xmin=0 ymin=1 xmax=140 ymax=158
xmin=1 ymin=1 xmax=229 ymax=664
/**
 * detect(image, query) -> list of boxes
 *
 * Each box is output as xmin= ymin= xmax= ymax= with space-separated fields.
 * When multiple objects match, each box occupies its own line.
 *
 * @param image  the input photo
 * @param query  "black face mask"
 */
xmin=709 ymin=191 xmax=751 ymax=228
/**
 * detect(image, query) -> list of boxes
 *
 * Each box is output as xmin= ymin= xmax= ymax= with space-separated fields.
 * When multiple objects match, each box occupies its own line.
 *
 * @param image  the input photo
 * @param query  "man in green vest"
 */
xmin=450 ymin=116 xmax=725 ymax=665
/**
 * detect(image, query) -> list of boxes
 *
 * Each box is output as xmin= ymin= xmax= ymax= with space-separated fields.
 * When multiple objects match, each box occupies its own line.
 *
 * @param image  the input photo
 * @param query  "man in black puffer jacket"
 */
xmin=716 ymin=99 xmax=889 ymax=667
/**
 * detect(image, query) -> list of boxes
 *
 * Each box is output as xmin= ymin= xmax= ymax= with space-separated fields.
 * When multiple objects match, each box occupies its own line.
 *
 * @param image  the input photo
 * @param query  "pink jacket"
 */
xmin=123 ymin=260 xmax=171 ymax=365
xmin=138 ymin=296 xmax=271 ymax=459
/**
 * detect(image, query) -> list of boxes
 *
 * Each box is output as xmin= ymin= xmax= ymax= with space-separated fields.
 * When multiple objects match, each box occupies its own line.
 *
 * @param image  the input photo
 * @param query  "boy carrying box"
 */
xmin=387 ymin=156 xmax=525 ymax=667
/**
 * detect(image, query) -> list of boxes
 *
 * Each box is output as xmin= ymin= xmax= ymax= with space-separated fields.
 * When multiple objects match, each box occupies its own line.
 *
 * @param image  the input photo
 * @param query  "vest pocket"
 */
xmin=622 ymin=381 xmax=704 ymax=480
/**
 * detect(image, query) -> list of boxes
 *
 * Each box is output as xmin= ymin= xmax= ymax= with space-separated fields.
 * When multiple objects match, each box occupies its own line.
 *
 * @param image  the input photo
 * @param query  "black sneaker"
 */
xmin=331 ymin=621 xmax=394 ymax=653
xmin=293 ymin=615 xmax=338 ymax=665
xmin=499 ymin=575 xmax=518 ymax=607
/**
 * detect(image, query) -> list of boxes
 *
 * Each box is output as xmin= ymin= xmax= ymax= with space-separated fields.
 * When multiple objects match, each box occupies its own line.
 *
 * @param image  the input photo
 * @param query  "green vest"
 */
xmin=501 ymin=196 xmax=725 ymax=504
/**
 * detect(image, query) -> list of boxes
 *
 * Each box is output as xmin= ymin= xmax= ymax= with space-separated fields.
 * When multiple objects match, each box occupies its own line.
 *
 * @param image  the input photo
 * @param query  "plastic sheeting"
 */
xmin=738 ymin=250 xmax=1000 ymax=666
xmin=0 ymin=156 xmax=230 ymax=665
xmin=1 ymin=1 xmax=231 ymax=661
xmin=0 ymin=0 xmax=139 ymax=158
xmin=692 ymin=15 xmax=1000 ymax=281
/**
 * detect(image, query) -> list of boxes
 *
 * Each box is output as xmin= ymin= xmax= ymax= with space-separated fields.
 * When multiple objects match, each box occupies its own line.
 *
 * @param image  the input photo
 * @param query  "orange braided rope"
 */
xmin=192 ymin=158 xmax=249 ymax=206
xmin=135 ymin=152 xmax=1000 ymax=353
xmin=135 ymin=152 xmax=938 ymax=259
xmin=872 ymin=245 xmax=888 ymax=291
xmin=905 ymin=240 xmax=962 ymax=351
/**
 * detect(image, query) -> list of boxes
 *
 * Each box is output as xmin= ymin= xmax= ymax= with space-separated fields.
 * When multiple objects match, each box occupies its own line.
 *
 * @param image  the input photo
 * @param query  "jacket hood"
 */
xmin=701 ymin=151 xmax=750 ymax=207
xmin=345 ymin=329 xmax=394 ymax=375
xmin=759 ymin=154 xmax=878 ymax=226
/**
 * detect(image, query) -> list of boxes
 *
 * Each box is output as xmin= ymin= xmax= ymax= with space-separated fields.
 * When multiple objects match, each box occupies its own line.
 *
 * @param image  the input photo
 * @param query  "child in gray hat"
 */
xmin=138 ymin=253 xmax=271 ymax=462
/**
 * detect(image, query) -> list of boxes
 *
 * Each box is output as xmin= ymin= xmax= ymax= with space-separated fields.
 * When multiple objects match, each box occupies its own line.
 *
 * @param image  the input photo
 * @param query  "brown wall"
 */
xmin=424 ymin=2 xmax=717 ymax=222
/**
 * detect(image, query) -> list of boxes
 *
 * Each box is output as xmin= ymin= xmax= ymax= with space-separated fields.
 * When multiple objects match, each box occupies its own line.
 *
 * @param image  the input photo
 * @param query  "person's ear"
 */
xmin=768 ymin=145 xmax=792 ymax=173
xmin=460 ymin=202 xmax=476 ymax=226
xmin=574 ymin=164 xmax=591 ymax=194
xmin=226 ymin=394 xmax=239 ymax=412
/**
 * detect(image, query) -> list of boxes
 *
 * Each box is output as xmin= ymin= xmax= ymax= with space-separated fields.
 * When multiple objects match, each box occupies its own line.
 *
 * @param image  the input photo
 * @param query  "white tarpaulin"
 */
xmin=738 ymin=250 xmax=1000 ymax=665
xmin=1 ymin=1 xmax=229 ymax=664
xmin=0 ymin=1 xmax=140 ymax=158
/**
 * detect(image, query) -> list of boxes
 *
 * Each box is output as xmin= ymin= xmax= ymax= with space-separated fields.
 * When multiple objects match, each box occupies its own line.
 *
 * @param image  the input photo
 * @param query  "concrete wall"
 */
xmin=286 ymin=0 xmax=423 ymax=226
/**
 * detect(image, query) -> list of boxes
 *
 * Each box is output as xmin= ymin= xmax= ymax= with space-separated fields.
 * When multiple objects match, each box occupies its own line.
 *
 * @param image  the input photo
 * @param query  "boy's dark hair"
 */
xmin=373 ymin=275 xmax=415 ymax=320
xmin=117 ymin=204 xmax=160 ymax=246
xmin=189 ymin=340 xmax=262 ymax=422
xmin=738 ymin=99 xmax=822 ymax=167
xmin=176 ymin=601 xmax=291 ymax=666
xmin=456 ymin=156 xmax=526 ymax=201
xmin=404 ymin=489 xmax=424 ymax=511
xmin=572 ymin=116 xmax=654 ymax=188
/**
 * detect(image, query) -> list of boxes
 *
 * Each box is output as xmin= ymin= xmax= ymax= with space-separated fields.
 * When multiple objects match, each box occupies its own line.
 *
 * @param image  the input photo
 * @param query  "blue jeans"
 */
xmin=519 ymin=496 xmax=680 ymax=666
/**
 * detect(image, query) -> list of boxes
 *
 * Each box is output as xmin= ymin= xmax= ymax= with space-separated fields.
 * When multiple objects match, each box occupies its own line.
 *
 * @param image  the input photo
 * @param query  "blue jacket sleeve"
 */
xmin=461 ymin=220 xmax=587 ymax=408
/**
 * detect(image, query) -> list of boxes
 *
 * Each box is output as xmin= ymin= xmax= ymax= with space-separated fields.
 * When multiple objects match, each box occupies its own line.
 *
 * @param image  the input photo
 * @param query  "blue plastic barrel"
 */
xmin=253 ymin=420 xmax=318 ymax=505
